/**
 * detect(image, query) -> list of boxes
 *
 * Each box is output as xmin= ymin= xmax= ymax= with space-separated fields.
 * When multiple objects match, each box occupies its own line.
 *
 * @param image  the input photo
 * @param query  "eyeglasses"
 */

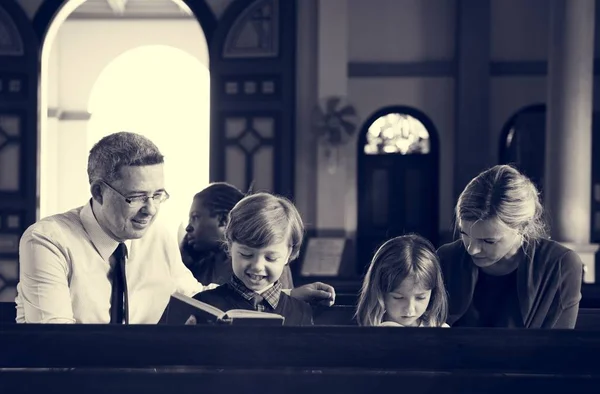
xmin=100 ymin=181 xmax=170 ymax=207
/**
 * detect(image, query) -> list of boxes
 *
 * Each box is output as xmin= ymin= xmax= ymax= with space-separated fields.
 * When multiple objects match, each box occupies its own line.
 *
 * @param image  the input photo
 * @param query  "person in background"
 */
xmin=438 ymin=164 xmax=583 ymax=328
xmin=194 ymin=192 xmax=313 ymax=325
xmin=181 ymin=182 xmax=294 ymax=288
xmin=356 ymin=234 xmax=449 ymax=327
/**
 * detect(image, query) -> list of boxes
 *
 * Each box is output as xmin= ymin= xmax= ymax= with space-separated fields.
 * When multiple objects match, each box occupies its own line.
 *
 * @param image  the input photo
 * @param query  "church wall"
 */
xmin=489 ymin=0 xmax=548 ymax=161
xmin=348 ymin=0 xmax=455 ymax=62
xmin=344 ymin=0 xmax=456 ymax=236
xmin=490 ymin=0 xmax=600 ymax=161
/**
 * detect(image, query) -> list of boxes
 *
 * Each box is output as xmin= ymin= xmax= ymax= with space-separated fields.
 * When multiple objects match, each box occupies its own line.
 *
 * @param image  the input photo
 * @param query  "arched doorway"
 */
xmin=86 ymin=45 xmax=210 ymax=237
xmin=38 ymin=2 xmax=211 ymax=228
xmin=499 ymin=104 xmax=600 ymax=243
xmin=356 ymin=106 xmax=440 ymax=273
xmin=498 ymin=104 xmax=546 ymax=194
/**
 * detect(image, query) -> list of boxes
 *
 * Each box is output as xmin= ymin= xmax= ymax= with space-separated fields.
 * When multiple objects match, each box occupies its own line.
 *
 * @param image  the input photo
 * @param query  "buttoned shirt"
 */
xmin=15 ymin=200 xmax=213 ymax=324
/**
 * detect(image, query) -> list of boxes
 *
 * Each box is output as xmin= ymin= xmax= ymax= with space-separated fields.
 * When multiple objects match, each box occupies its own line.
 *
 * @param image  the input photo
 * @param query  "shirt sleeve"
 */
xmin=17 ymin=228 xmax=76 ymax=324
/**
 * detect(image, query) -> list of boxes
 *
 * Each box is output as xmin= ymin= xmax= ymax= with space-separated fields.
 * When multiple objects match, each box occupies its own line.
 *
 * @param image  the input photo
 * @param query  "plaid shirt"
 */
xmin=229 ymin=275 xmax=282 ymax=311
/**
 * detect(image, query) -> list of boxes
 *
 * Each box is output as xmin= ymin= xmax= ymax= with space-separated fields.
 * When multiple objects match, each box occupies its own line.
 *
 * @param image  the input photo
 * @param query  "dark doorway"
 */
xmin=499 ymin=104 xmax=600 ymax=243
xmin=499 ymin=104 xmax=546 ymax=193
xmin=356 ymin=106 xmax=439 ymax=274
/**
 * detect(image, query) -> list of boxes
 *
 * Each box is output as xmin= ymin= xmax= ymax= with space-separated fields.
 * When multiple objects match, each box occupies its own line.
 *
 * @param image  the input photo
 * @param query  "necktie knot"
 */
xmin=251 ymin=294 xmax=264 ymax=310
xmin=114 ymin=243 xmax=127 ymax=260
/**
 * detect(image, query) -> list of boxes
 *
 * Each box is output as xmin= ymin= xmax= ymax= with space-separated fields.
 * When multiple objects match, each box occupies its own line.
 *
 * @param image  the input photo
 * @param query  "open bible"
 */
xmin=159 ymin=292 xmax=285 ymax=326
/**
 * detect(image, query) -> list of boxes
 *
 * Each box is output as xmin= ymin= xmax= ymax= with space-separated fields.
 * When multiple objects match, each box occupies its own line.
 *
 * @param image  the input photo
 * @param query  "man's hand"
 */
xmin=290 ymin=282 xmax=336 ymax=306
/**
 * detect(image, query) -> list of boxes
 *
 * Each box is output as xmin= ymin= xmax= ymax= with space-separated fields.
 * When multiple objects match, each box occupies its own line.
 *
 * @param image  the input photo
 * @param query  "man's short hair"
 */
xmin=87 ymin=131 xmax=164 ymax=183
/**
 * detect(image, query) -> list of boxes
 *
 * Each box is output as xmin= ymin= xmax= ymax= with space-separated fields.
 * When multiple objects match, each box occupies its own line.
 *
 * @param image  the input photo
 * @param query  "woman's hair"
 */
xmin=224 ymin=192 xmax=304 ymax=260
xmin=356 ymin=234 xmax=448 ymax=327
xmin=455 ymin=164 xmax=549 ymax=249
xmin=195 ymin=182 xmax=245 ymax=226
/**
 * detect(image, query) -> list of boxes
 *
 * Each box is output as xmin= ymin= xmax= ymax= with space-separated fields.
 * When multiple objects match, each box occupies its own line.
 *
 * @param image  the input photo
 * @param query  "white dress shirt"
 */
xmin=15 ymin=201 xmax=213 ymax=324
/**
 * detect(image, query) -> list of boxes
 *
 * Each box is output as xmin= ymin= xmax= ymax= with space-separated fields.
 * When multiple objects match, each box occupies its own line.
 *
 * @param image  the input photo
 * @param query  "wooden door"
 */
xmin=356 ymin=108 xmax=439 ymax=274
xmin=358 ymin=155 xmax=437 ymax=271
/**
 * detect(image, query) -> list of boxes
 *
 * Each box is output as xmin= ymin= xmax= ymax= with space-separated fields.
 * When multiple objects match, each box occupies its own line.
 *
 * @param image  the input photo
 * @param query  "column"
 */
xmin=315 ymin=0 xmax=348 ymax=232
xmin=295 ymin=0 xmax=318 ymax=231
xmin=545 ymin=0 xmax=597 ymax=282
xmin=454 ymin=0 xmax=491 ymax=200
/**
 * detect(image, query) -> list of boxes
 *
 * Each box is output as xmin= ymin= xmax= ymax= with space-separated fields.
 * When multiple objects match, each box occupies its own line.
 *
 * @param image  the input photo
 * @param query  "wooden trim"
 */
xmin=348 ymin=61 xmax=455 ymax=78
xmin=62 ymin=15 xmax=196 ymax=20
xmin=348 ymin=60 xmax=600 ymax=78
xmin=490 ymin=61 xmax=547 ymax=76
xmin=305 ymin=228 xmax=347 ymax=237
xmin=490 ymin=60 xmax=600 ymax=76
xmin=46 ymin=108 xmax=91 ymax=121
xmin=32 ymin=0 xmax=217 ymax=46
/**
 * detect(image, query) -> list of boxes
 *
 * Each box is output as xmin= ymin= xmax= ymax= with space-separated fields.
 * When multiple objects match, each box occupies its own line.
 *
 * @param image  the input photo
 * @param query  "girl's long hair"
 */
xmin=356 ymin=234 xmax=448 ymax=327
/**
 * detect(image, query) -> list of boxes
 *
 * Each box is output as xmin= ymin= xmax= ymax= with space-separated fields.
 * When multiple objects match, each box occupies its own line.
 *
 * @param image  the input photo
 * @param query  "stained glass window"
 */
xmin=364 ymin=113 xmax=430 ymax=155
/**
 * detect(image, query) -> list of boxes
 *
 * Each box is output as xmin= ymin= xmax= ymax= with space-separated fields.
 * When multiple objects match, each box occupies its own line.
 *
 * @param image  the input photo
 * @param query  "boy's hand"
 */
xmin=290 ymin=282 xmax=336 ymax=306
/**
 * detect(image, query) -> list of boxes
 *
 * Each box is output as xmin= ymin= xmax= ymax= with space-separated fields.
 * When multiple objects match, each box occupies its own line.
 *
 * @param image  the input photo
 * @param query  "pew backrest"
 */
xmin=4 ymin=302 xmax=600 ymax=329
xmin=0 ymin=301 xmax=15 ymax=325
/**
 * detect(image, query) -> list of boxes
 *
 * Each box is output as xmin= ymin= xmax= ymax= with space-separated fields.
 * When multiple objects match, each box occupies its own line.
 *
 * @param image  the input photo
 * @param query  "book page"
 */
xmin=170 ymin=292 xmax=226 ymax=319
xmin=225 ymin=309 xmax=284 ymax=319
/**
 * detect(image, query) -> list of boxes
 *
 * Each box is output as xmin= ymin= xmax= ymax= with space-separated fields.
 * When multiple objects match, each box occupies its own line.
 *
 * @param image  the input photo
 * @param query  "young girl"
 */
xmin=356 ymin=234 xmax=449 ymax=327
xmin=194 ymin=192 xmax=314 ymax=326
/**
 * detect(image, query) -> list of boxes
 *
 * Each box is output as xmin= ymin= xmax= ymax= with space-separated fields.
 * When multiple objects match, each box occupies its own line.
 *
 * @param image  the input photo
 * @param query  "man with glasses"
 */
xmin=15 ymin=132 xmax=335 ymax=324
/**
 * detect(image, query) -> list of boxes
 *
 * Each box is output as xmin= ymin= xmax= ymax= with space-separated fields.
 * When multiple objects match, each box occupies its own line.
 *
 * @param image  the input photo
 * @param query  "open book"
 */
xmin=159 ymin=292 xmax=285 ymax=326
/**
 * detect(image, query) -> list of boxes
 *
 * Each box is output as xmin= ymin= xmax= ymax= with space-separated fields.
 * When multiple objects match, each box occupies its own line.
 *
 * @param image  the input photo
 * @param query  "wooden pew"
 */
xmin=4 ymin=301 xmax=600 ymax=329
xmin=0 ymin=301 xmax=15 ymax=324
xmin=313 ymin=305 xmax=600 ymax=329
xmin=329 ymin=284 xmax=600 ymax=308
xmin=0 ymin=325 xmax=599 ymax=394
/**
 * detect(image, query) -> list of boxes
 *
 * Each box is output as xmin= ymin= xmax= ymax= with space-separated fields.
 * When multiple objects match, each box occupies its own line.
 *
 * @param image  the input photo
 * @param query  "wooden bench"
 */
xmin=5 ymin=302 xmax=600 ymax=329
xmin=313 ymin=305 xmax=600 ymax=329
xmin=0 ymin=325 xmax=599 ymax=394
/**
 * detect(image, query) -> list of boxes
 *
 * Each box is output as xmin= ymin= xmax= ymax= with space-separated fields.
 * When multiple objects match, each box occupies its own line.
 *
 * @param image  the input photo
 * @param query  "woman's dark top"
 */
xmin=437 ymin=238 xmax=583 ymax=329
xmin=454 ymin=267 xmax=523 ymax=328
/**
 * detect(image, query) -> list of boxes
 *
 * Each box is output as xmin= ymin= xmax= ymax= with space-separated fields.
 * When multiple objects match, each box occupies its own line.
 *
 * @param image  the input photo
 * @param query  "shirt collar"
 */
xmin=80 ymin=199 xmax=132 ymax=262
xmin=229 ymin=275 xmax=282 ymax=309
